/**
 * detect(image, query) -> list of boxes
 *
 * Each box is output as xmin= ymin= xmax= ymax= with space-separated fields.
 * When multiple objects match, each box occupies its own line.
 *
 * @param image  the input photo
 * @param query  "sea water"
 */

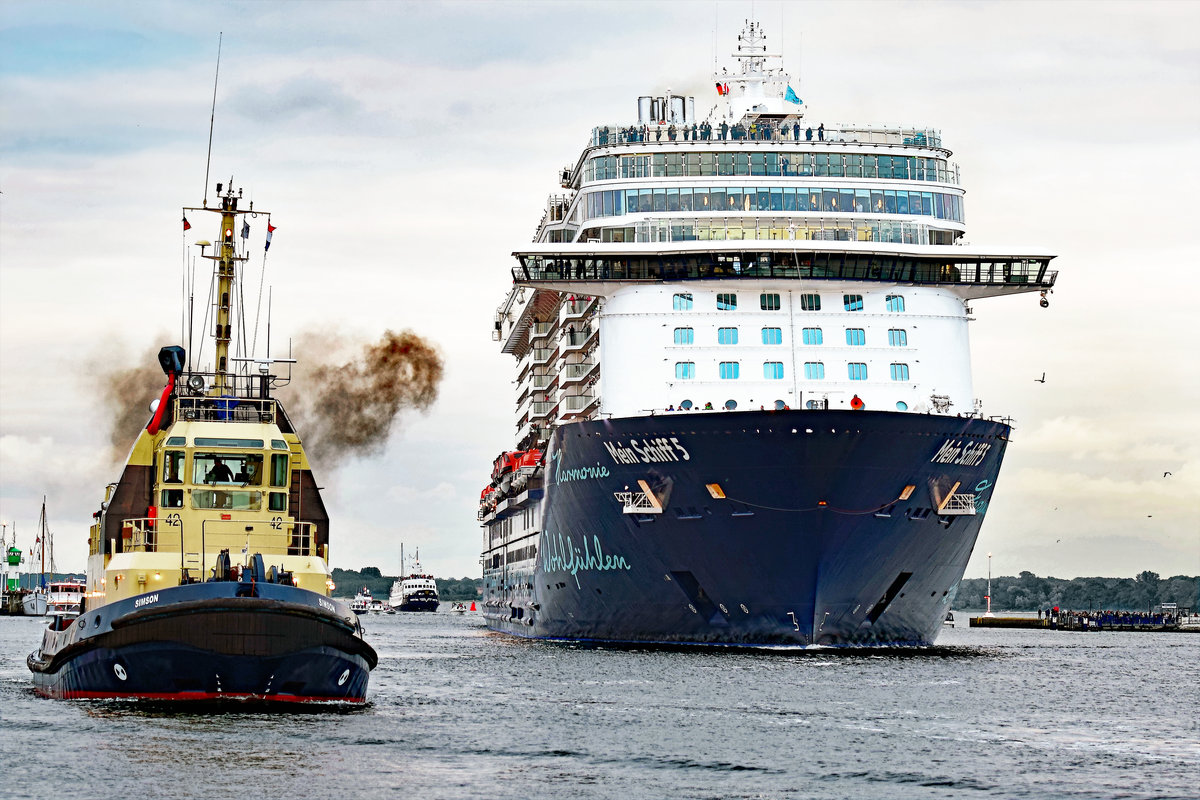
xmin=1 ymin=611 xmax=1196 ymax=799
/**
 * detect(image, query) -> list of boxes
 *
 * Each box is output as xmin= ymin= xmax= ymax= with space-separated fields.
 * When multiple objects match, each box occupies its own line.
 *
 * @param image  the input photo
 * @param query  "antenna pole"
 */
xmin=203 ymin=32 xmax=223 ymax=209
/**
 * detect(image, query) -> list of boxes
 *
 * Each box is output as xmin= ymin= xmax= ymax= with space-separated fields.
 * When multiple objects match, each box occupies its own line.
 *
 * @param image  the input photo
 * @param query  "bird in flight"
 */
xmin=1034 ymin=373 xmax=1046 ymax=383
xmin=1164 ymin=471 xmax=1172 ymax=477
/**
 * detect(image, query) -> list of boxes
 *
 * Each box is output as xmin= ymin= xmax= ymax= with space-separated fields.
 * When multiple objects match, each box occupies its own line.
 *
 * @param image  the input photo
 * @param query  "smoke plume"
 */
xmin=283 ymin=329 xmax=443 ymax=468
xmin=99 ymin=344 xmax=167 ymax=463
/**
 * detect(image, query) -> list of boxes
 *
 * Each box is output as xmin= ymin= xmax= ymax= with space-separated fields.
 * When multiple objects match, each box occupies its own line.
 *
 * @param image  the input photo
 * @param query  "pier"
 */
xmin=969 ymin=610 xmax=1199 ymax=632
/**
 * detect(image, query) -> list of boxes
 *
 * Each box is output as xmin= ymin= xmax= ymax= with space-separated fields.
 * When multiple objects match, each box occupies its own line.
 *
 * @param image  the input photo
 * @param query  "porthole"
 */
xmin=773 ymin=399 xmax=787 ymax=410
xmin=724 ymin=399 xmax=737 ymax=410
xmin=896 ymin=401 xmax=909 ymax=411
xmin=680 ymin=399 xmax=693 ymax=410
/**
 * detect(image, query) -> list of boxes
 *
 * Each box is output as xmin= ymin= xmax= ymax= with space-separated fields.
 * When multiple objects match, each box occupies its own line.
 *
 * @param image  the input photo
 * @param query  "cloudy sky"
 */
xmin=2 ymin=0 xmax=1197 ymax=582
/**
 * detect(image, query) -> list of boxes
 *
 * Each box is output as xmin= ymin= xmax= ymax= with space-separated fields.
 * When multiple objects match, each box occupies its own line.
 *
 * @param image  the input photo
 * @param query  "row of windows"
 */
xmin=584 ymin=186 xmax=965 ymax=222
xmin=668 ymin=398 xmax=912 ymax=412
xmin=584 ymin=152 xmax=955 ymax=184
xmin=673 ymin=326 xmax=909 ymax=347
xmin=675 ymin=361 xmax=913 ymax=381
xmin=672 ymin=292 xmax=906 ymax=313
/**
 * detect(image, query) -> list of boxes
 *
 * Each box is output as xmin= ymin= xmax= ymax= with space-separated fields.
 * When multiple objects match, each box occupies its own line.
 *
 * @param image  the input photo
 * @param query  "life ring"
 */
xmin=850 ymin=394 xmax=864 ymax=410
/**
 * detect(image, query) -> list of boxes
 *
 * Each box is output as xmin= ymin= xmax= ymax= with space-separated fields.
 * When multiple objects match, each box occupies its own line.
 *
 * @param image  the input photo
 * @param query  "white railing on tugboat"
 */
xmin=120 ymin=516 xmax=315 ymax=583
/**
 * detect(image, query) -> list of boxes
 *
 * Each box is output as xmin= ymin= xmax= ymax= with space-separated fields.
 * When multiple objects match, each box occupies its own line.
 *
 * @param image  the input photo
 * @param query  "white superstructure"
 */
xmin=493 ymin=19 xmax=1056 ymax=454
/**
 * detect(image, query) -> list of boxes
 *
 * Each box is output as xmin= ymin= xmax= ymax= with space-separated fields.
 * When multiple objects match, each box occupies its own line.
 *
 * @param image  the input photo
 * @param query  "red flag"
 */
xmin=265 ymin=221 xmax=276 ymax=251
xmin=182 ymin=215 xmax=191 ymax=231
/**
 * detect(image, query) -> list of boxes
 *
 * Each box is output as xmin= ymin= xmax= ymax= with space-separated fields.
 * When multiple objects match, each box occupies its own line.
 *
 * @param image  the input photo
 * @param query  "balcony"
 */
xmin=561 ymin=327 xmax=597 ymax=355
xmin=558 ymin=391 xmax=599 ymax=421
xmin=530 ymin=401 xmax=557 ymax=422
xmin=560 ymin=361 xmax=597 ymax=389
xmin=563 ymin=296 xmax=597 ymax=321
xmin=531 ymin=321 xmax=557 ymax=341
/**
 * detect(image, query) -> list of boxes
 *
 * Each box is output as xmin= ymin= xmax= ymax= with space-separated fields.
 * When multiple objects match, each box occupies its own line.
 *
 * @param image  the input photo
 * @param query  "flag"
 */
xmin=265 ymin=221 xmax=276 ymax=251
xmin=784 ymin=85 xmax=801 ymax=105
xmin=715 ymin=81 xmax=724 ymax=95
xmin=182 ymin=215 xmax=191 ymax=231
xmin=241 ymin=220 xmax=250 ymax=239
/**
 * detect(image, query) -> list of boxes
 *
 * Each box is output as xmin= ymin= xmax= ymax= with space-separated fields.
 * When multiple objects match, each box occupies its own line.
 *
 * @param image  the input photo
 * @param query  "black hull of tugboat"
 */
xmin=28 ymin=583 xmax=376 ymax=703
xmin=483 ymin=409 xmax=1009 ymax=648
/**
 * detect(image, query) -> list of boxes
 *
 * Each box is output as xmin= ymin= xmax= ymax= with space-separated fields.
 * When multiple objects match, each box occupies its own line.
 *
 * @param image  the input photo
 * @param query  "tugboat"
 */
xmin=27 ymin=179 xmax=378 ymax=702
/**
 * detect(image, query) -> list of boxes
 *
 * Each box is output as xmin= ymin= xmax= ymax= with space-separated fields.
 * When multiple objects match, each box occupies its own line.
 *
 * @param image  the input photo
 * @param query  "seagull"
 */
xmin=1034 ymin=373 xmax=1046 ymax=383
xmin=1164 ymin=472 xmax=1172 ymax=477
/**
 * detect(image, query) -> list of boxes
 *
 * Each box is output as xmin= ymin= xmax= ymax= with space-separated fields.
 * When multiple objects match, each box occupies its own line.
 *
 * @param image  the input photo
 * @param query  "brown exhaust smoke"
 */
xmin=100 ymin=345 xmax=166 ymax=463
xmin=283 ymin=329 xmax=443 ymax=468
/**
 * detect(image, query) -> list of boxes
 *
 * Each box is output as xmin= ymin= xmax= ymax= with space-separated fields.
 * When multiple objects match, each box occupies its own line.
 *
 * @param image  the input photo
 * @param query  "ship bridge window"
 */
xmin=166 ymin=436 xmax=186 ymax=446
xmin=193 ymin=452 xmax=264 ymax=486
xmin=192 ymin=490 xmax=263 ymax=511
xmin=194 ymin=437 xmax=265 ymax=448
xmin=163 ymin=450 xmax=185 ymax=484
xmin=270 ymin=454 xmax=290 ymax=487
xmin=800 ymin=294 xmax=821 ymax=311
xmin=161 ymin=489 xmax=184 ymax=508
xmin=672 ymin=293 xmax=693 ymax=311
xmin=271 ymin=439 xmax=289 ymax=450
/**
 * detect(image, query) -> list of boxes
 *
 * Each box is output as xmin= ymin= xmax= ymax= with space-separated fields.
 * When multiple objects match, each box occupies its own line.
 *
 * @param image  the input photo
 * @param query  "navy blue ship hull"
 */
xmin=28 ymin=582 xmax=376 ymax=703
xmin=483 ymin=409 xmax=1008 ymax=647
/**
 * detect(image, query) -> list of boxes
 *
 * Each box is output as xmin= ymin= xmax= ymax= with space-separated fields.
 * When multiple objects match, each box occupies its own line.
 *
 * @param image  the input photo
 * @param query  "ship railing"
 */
xmin=562 ymin=361 xmax=597 ymax=382
xmin=589 ymin=124 xmax=943 ymax=150
xmin=939 ymin=494 xmax=978 ymax=516
xmin=563 ymin=296 xmax=598 ymax=318
xmin=613 ymin=490 xmax=663 ymax=515
xmin=120 ymin=516 xmax=314 ymax=580
xmin=176 ymin=395 xmax=277 ymax=424
xmin=515 ymin=253 xmax=1057 ymax=290
xmin=123 ymin=517 xmax=168 ymax=553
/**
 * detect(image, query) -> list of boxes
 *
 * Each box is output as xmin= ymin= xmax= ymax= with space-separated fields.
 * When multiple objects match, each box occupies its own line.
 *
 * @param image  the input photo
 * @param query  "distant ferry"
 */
xmin=389 ymin=548 xmax=439 ymax=612
xmin=479 ymin=20 xmax=1058 ymax=647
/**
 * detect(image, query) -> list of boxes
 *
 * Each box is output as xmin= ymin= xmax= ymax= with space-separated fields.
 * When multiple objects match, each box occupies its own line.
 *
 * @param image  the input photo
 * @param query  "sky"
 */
xmin=2 ymin=0 xmax=1198 ymax=583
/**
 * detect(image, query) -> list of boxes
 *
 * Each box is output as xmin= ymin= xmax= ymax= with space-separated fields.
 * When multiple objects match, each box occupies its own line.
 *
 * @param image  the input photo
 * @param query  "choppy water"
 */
xmin=1 ymin=611 xmax=1196 ymax=799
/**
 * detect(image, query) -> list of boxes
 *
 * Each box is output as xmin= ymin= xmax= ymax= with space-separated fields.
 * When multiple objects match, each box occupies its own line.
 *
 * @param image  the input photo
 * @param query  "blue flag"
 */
xmin=784 ymin=85 xmax=801 ymax=105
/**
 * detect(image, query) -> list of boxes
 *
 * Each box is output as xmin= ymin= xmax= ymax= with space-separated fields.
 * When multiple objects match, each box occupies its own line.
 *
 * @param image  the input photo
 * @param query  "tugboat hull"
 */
xmin=29 ymin=584 xmax=376 ymax=703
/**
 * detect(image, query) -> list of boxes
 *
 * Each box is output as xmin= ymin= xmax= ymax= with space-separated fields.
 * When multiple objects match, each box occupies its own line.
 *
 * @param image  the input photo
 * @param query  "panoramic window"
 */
xmin=760 ymin=293 xmax=781 ymax=311
xmin=193 ymin=452 xmax=263 ymax=486
xmin=801 ymin=327 xmax=823 ymax=345
xmin=672 ymin=292 xmax=693 ymax=311
xmin=718 ymin=361 xmax=740 ymax=380
xmin=848 ymin=363 xmax=868 ymax=381
xmin=673 ymin=327 xmax=695 ymax=345
xmin=762 ymin=327 xmax=783 ymax=345
xmin=845 ymin=328 xmax=866 ymax=346
xmin=675 ymin=362 xmax=696 ymax=380
xmin=717 ymin=293 xmax=737 ymax=311
xmin=800 ymin=293 xmax=821 ymax=311
xmin=763 ymin=362 xmax=784 ymax=380
xmin=844 ymin=294 xmax=864 ymax=312
xmin=804 ymin=362 xmax=825 ymax=380
xmin=717 ymin=327 xmax=739 ymax=345
xmin=886 ymin=294 xmax=906 ymax=312
xmin=890 ymin=363 xmax=911 ymax=381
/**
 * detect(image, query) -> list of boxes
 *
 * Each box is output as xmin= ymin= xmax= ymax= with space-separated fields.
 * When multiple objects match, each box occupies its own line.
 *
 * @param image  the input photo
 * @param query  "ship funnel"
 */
xmin=158 ymin=345 xmax=186 ymax=375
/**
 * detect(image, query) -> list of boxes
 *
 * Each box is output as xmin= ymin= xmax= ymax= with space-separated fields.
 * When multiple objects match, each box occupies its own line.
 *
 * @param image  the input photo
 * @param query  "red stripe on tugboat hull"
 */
xmin=34 ymin=688 xmax=367 ymax=703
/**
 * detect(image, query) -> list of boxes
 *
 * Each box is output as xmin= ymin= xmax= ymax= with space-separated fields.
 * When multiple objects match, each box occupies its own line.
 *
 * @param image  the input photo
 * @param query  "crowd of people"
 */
xmin=1040 ymin=608 xmax=1180 ymax=629
xmin=598 ymin=120 xmax=828 ymax=145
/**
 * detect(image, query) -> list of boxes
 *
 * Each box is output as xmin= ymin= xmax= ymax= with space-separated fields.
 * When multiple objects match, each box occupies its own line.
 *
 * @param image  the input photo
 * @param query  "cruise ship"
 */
xmin=479 ymin=21 xmax=1057 ymax=647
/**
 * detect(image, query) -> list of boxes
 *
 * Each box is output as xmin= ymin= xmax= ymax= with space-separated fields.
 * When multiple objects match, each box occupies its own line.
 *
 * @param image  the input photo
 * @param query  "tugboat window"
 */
xmin=163 ymin=451 xmax=185 ymax=484
xmin=193 ymin=453 xmax=264 ymax=486
xmin=270 ymin=454 xmax=290 ymax=487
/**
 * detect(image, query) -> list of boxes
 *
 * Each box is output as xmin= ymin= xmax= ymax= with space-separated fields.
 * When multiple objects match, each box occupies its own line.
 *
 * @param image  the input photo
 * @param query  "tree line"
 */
xmin=954 ymin=571 xmax=1198 ymax=612
xmin=331 ymin=567 xmax=482 ymax=601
